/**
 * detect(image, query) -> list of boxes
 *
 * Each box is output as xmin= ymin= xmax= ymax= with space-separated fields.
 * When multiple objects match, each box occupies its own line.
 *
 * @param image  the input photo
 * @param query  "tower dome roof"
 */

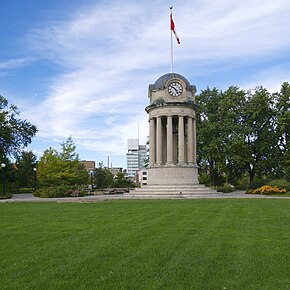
xmin=153 ymin=73 xmax=191 ymax=90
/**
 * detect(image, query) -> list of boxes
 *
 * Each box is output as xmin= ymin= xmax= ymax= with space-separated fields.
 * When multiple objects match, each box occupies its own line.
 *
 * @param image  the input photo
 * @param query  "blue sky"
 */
xmin=1 ymin=0 xmax=290 ymax=168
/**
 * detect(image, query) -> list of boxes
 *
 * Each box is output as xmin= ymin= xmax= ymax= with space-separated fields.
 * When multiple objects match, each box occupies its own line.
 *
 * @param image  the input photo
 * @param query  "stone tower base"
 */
xmin=126 ymin=166 xmax=218 ymax=197
xmin=146 ymin=166 xmax=198 ymax=185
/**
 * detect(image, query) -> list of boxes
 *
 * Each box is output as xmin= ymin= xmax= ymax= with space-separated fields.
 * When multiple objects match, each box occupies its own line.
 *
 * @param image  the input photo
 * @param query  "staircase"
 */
xmin=125 ymin=184 xmax=219 ymax=198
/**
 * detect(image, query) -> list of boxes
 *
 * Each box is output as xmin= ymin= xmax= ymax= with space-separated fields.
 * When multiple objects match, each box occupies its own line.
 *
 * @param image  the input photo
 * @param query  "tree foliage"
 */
xmin=275 ymin=82 xmax=290 ymax=180
xmin=60 ymin=136 xmax=79 ymax=161
xmin=94 ymin=168 xmax=113 ymax=189
xmin=37 ymin=138 xmax=87 ymax=187
xmin=14 ymin=151 xmax=37 ymax=188
xmin=112 ymin=172 xmax=135 ymax=188
xmin=0 ymin=95 xmax=37 ymax=159
xmin=196 ymin=83 xmax=289 ymax=185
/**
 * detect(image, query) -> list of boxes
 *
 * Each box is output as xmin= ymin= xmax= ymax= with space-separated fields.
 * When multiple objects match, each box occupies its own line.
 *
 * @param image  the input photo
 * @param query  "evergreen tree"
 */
xmin=15 ymin=151 xmax=37 ymax=188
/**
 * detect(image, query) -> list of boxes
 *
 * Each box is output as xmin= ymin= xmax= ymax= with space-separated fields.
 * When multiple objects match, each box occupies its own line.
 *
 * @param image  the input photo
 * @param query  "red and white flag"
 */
xmin=170 ymin=11 xmax=180 ymax=44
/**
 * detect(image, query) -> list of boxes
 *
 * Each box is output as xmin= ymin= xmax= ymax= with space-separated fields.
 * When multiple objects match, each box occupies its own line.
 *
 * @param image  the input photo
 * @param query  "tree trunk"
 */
xmin=247 ymin=164 xmax=256 ymax=182
xmin=249 ymin=170 xmax=255 ymax=182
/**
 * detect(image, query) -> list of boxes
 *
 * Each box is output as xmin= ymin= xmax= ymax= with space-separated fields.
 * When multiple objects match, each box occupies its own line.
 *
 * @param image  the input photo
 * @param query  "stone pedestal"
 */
xmin=146 ymin=166 xmax=198 ymax=185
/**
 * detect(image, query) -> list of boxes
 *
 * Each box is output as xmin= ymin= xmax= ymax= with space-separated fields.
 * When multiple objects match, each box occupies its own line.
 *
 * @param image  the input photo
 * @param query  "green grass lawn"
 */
xmin=1 ymin=199 xmax=290 ymax=290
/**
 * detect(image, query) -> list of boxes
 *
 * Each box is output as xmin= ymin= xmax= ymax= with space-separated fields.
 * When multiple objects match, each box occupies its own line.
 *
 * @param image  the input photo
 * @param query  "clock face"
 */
xmin=168 ymin=81 xmax=183 ymax=97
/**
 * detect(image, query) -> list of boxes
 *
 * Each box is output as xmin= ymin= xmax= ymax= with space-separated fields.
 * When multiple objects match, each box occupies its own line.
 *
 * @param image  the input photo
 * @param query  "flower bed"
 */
xmin=252 ymin=185 xmax=287 ymax=195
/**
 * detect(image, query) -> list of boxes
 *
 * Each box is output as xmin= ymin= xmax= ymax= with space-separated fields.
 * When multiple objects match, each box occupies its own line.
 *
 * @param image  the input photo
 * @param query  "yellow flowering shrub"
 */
xmin=253 ymin=185 xmax=287 ymax=195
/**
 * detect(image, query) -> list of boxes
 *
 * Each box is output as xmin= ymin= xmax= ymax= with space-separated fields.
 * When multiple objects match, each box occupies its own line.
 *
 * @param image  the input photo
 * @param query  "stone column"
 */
xmin=149 ymin=118 xmax=156 ymax=166
xmin=178 ymin=115 xmax=185 ymax=164
xmin=193 ymin=117 xmax=197 ymax=165
xmin=166 ymin=116 xmax=173 ymax=164
xmin=187 ymin=117 xmax=194 ymax=164
xmin=156 ymin=116 xmax=163 ymax=165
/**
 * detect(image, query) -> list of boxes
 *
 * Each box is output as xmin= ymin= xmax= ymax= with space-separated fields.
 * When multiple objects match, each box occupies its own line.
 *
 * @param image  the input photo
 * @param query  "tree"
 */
xmin=94 ymin=168 xmax=113 ymax=189
xmin=37 ymin=138 xmax=87 ymax=187
xmin=37 ymin=147 xmax=64 ymax=186
xmin=236 ymin=87 xmax=278 ymax=181
xmin=196 ymin=87 xmax=231 ymax=185
xmin=60 ymin=136 xmax=79 ymax=161
xmin=275 ymin=82 xmax=290 ymax=179
xmin=215 ymin=87 xmax=247 ymax=183
xmin=276 ymin=82 xmax=290 ymax=151
xmin=0 ymin=95 xmax=37 ymax=159
xmin=112 ymin=171 xmax=135 ymax=188
xmin=196 ymin=85 xmax=279 ymax=184
xmin=14 ymin=151 xmax=37 ymax=188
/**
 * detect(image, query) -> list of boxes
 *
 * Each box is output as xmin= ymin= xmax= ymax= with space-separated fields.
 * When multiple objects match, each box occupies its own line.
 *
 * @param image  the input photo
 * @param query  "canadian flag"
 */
xmin=170 ymin=11 xmax=180 ymax=44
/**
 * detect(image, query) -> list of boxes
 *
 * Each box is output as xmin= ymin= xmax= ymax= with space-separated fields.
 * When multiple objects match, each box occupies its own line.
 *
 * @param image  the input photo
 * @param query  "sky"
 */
xmin=1 ymin=0 xmax=290 ymax=168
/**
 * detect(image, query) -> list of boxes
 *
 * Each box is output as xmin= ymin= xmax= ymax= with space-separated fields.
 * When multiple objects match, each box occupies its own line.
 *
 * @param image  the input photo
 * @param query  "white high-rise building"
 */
xmin=126 ymin=139 xmax=147 ymax=177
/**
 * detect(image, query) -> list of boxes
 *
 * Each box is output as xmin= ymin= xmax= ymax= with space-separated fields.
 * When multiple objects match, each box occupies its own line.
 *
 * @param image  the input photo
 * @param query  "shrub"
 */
xmin=247 ymin=179 xmax=267 ymax=190
xmin=286 ymin=166 xmax=290 ymax=182
xmin=210 ymin=168 xmax=226 ymax=187
xmin=19 ymin=187 xmax=34 ymax=193
xmin=112 ymin=179 xmax=135 ymax=188
xmin=9 ymin=187 xmax=34 ymax=194
xmin=252 ymin=185 xmax=287 ymax=195
xmin=268 ymin=179 xmax=290 ymax=192
xmin=198 ymin=173 xmax=211 ymax=186
xmin=34 ymin=185 xmax=87 ymax=198
xmin=216 ymin=184 xmax=235 ymax=193
xmin=235 ymin=177 xmax=249 ymax=190
xmin=235 ymin=183 xmax=248 ymax=190
xmin=0 ymin=193 xmax=12 ymax=199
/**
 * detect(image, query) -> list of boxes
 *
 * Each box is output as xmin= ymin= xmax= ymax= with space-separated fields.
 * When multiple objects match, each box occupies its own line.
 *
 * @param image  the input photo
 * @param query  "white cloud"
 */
xmin=0 ymin=58 xmax=34 ymax=70
xmin=240 ymin=63 xmax=290 ymax=93
xmin=177 ymin=0 xmax=290 ymax=60
xmin=19 ymin=0 xmax=290 ymax=164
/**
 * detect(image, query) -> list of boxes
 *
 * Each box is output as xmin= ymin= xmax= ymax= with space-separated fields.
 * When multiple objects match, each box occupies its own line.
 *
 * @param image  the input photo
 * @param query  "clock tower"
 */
xmin=127 ymin=73 xmax=217 ymax=196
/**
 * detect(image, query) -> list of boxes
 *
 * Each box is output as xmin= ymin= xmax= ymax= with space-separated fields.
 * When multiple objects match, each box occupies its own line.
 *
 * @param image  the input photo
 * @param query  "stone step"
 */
xmin=127 ymin=185 xmax=217 ymax=196
xmin=134 ymin=185 xmax=215 ymax=190
xmin=125 ymin=192 xmax=220 ymax=197
xmin=128 ymin=192 xmax=217 ymax=196
xmin=138 ymin=184 xmax=208 ymax=188
xmin=132 ymin=190 xmax=216 ymax=195
xmin=124 ymin=194 xmax=218 ymax=199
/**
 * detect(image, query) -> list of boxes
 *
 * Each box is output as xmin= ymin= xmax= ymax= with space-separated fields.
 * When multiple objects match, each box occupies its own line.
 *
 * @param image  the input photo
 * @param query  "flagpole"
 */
xmin=170 ymin=6 xmax=173 ymax=73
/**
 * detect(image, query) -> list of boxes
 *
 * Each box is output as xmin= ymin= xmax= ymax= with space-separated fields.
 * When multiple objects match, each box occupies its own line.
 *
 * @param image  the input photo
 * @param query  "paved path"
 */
xmin=1 ymin=190 xmax=290 ymax=203
xmin=0 ymin=193 xmax=125 ymax=203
